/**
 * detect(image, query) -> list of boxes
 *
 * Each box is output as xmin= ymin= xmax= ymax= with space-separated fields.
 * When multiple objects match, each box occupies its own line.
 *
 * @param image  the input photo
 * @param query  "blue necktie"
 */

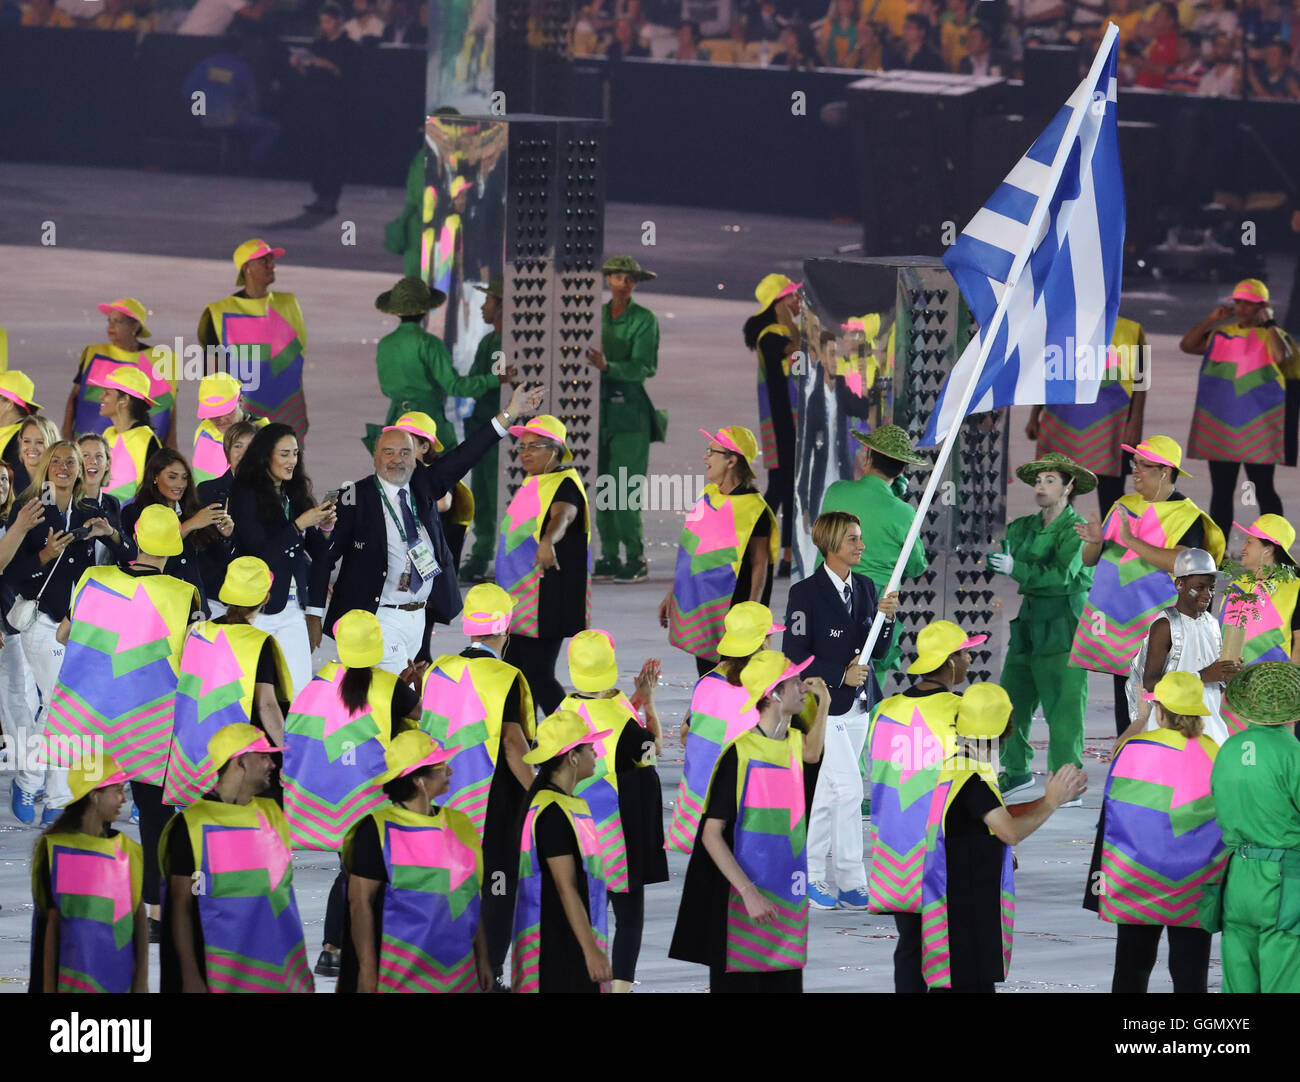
xmin=843 ymin=583 xmax=853 ymax=614
xmin=398 ymin=489 xmax=423 ymax=592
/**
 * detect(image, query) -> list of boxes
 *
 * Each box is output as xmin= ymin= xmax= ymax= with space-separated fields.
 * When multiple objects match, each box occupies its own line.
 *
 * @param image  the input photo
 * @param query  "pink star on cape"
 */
xmin=206 ymin=811 xmax=291 ymax=890
xmin=76 ymin=579 xmax=169 ymax=655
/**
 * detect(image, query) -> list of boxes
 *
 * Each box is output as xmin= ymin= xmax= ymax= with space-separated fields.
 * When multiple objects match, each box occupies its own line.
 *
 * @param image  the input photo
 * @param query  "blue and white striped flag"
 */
xmin=920 ymin=25 xmax=1125 ymax=447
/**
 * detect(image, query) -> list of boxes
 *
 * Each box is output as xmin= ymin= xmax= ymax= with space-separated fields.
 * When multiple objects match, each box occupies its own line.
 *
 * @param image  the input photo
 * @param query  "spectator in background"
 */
xmin=1193 ymin=0 xmax=1239 ymax=45
xmin=960 ymin=20 xmax=1005 ymax=74
xmin=940 ymin=0 xmax=974 ymax=70
xmin=1198 ymin=30 xmax=1243 ymax=93
xmin=1136 ymin=1 xmax=1180 ymax=85
xmin=819 ymin=0 xmax=859 ymax=65
xmin=382 ymin=0 xmax=425 ymax=43
xmin=343 ymin=0 xmax=383 ymax=42
xmin=747 ymin=0 xmax=786 ymax=41
xmin=178 ymin=0 xmax=247 ymax=35
xmin=606 ymin=15 xmax=650 ymax=56
xmin=91 ymin=0 xmax=138 ymax=28
xmin=1241 ymin=0 xmax=1287 ymax=56
xmin=1007 ymin=0 xmax=1068 ymax=50
xmin=291 ymin=2 xmax=359 ymax=217
xmin=21 ymin=0 xmax=74 ymax=25
xmin=852 ymin=17 xmax=886 ymax=69
xmin=771 ymin=21 xmax=819 ymax=65
xmin=1106 ymin=0 xmax=1145 ymax=44
xmin=1166 ymin=30 xmax=1207 ymax=88
xmin=887 ymin=14 xmax=944 ymax=69
xmin=1248 ymin=34 xmax=1300 ymax=95
xmin=672 ymin=19 xmax=712 ymax=59
xmin=182 ymin=38 xmax=281 ymax=164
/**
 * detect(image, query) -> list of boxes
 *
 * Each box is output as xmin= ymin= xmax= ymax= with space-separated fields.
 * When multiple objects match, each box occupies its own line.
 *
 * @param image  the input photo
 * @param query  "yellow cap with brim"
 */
xmin=88 ymin=364 xmax=154 ymax=405
xmin=956 ymin=683 xmax=1012 ymax=738
xmin=208 ymin=722 xmax=286 ymax=773
xmin=907 ymin=620 xmax=988 ymax=675
xmin=510 ymin=415 xmax=572 ymax=464
xmin=379 ymin=729 xmax=453 ymax=783
xmin=0 ymin=370 xmax=41 ymax=412
xmin=134 ymin=504 xmax=184 ymax=558
xmin=754 ymin=272 xmax=801 ymax=314
xmin=1232 ymin=278 xmax=1268 ymax=303
xmin=1141 ymin=670 xmax=1210 ymax=716
xmin=384 ymin=411 xmax=445 ymax=453
xmin=219 ymin=556 xmax=273 ymax=607
xmin=335 ymin=609 xmax=384 ymax=669
xmin=97 ymin=297 xmax=151 ymax=339
xmin=739 ymin=649 xmax=814 ymax=713
xmin=67 ymin=752 xmax=131 ymax=804
xmin=717 ymin=601 xmax=784 ymax=658
xmin=197 ymin=372 xmax=243 ymax=419
xmin=462 ymin=582 xmax=514 ymax=636
xmin=568 ymin=629 xmax=618 ymax=693
xmin=1235 ymin=514 xmax=1295 ymax=556
xmin=523 ymin=710 xmax=611 ymax=765
xmin=233 ymin=238 xmax=285 ymax=285
xmin=1120 ymin=435 xmax=1191 ymax=479
xmin=700 ymin=425 xmax=759 ymax=467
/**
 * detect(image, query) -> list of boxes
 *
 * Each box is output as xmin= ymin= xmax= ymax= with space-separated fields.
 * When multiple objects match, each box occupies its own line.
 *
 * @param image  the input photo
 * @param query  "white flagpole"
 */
xmin=855 ymin=23 xmax=1120 ymax=668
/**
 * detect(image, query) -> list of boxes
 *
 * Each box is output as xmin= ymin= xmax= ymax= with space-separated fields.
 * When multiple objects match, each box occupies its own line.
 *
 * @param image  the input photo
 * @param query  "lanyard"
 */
xmin=375 ymin=479 xmax=414 ymax=544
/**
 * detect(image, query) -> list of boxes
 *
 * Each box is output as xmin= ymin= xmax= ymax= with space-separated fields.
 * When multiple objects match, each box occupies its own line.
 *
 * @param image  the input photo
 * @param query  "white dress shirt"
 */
xmin=376 ymin=476 xmax=435 ymax=607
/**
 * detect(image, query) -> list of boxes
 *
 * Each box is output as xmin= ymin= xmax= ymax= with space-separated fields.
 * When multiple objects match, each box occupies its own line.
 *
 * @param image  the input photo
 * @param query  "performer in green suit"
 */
xmin=1212 ymin=662 xmax=1300 ymax=993
xmin=461 ymin=275 xmax=504 ymax=583
xmin=989 ymin=453 xmax=1095 ymax=801
xmin=587 ymin=256 xmax=665 ymax=585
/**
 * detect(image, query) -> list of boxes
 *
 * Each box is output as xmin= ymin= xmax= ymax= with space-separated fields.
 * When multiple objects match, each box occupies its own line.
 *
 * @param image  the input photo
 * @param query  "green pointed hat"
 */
xmin=1015 ymin=452 xmax=1098 ymax=494
xmin=850 ymin=423 xmax=929 ymax=466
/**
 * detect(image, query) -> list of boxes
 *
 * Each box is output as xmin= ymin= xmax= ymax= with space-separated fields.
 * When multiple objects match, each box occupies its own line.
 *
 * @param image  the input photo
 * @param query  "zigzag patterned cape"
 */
xmin=419 ymin=652 xmax=534 ymax=839
xmin=31 ymin=831 xmax=143 ymax=993
xmin=866 ymin=691 xmax=961 ymax=915
xmin=46 ymin=567 xmax=199 ymax=785
xmin=1069 ymin=493 xmax=1223 ymax=676
xmin=341 ymin=804 xmax=484 ymax=993
xmin=73 ymin=343 xmax=177 ymax=443
xmin=1188 ymin=325 xmax=1287 ymax=465
xmin=281 ymin=664 xmax=401 ymax=851
xmin=162 ymin=622 xmax=293 ymax=806
xmin=1096 ymin=729 xmax=1227 ymax=928
xmin=198 ymin=292 xmax=308 ymax=439
xmin=512 ymin=790 xmax=608 ymax=994
xmin=160 ymin=796 xmax=313 ymax=993
xmin=668 ymin=484 xmax=777 ymax=663
xmin=920 ymin=754 xmax=1014 ymax=990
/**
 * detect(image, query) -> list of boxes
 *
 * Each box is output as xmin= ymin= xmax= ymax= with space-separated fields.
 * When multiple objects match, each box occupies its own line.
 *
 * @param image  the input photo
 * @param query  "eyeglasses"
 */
xmin=519 ymin=442 xmax=552 ymax=453
xmin=704 ymin=447 xmax=730 ymax=457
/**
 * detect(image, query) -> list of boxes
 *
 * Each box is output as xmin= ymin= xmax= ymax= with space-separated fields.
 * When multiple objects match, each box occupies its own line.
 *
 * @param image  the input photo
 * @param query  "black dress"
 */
xmin=669 ymin=741 xmax=821 ymax=992
xmin=535 ymin=797 xmax=600 ymax=994
xmin=534 ymin=476 xmax=589 ymax=640
xmin=939 ymin=775 xmax=1006 ymax=993
xmin=614 ymin=719 xmax=670 ymax=889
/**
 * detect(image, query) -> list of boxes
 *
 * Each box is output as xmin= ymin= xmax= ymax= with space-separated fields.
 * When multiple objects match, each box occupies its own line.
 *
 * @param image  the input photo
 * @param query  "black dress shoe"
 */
xmin=777 ymin=559 xmax=792 ymax=579
xmin=148 ymin=918 xmax=162 ymax=944
xmin=314 ymin=948 xmax=341 ymax=977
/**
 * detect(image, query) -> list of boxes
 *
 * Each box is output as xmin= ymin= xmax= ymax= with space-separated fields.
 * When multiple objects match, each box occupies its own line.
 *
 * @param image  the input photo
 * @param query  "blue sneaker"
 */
xmin=838 ymin=887 xmax=871 ymax=910
xmin=11 ymin=781 xmax=36 ymax=824
xmin=40 ymin=806 xmax=61 ymax=826
xmin=129 ymin=803 xmax=140 ymax=825
xmin=808 ymin=880 xmax=838 ymax=910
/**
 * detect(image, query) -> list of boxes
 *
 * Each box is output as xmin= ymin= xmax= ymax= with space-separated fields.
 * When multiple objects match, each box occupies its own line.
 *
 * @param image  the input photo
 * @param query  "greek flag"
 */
xmin=920 ymin=25 xmax=1125 ymax=447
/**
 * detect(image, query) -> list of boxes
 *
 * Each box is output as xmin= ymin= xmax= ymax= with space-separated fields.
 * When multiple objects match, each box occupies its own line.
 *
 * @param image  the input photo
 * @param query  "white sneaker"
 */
xmin=1060 ymin=797 xmax=1084 ymax=808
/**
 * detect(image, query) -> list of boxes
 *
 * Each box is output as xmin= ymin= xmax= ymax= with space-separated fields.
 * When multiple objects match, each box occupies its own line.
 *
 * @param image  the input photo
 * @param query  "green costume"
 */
xmin=375 ymin=322 xmax=498 ymax=451
xmin=818 ymin=473 xmax=928 ymax=677
xmin=384 ymin=150 xmax=425 ymax=279
xmin=997 ymin=506 xmax=1093 ymax=779
xmin=1212 ymin=723 xmax=1300 ymax=993
xmin=464 ymin=326 xmax=502 ymax=571
xmin=596 ymin=298 xmax=660 ymax=567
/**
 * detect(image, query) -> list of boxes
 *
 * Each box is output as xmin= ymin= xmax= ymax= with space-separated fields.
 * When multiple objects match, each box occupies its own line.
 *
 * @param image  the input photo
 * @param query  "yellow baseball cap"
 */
xmin=1232 ymin=278 xmax=1268 ymax=303
xmin=1120 ymin=434 xmax=1192 ymax=479
xmin=87 ymin=365 xmax=154 ymax=404
xmin=384 ymin=410 xmax=445 ymax=453
xmin=67 ymin=752 xmax=130 ymax=804
xmin=523 ymin=710 xmax=611 ymax=765
xmin=509 ymin=415 xmax=572 ymax=464
xmin=219 ymin=556 xmax=272 ymax=607
xmin=197 ymin=372 xmax=243 ymax=419
xmin=568 ymin=629 xmax=618 ymax=693
xmin=1235 ymin=514 xmax=1295 ymax=556
xmin=717 ymin=602 xmax=784 ymax=658
xmin=956 ymin=683 xmax=1012 ymax=739
xmin=334 ymin=609 xmax=384 ymax=669
xmin=134 ymin=504 xmax=184 ymax=558
xmin=462 ymin=582 xmax=514 ymax=636
xmin=379 ymin=729 xmax=452 ymax=783
xmin=208 ymin=722 xmax=286 ymax=773
xmin=0 ymin=370 xmax=41 ymax=412
xmin=700 ymin=425 xmax=759 ymax=466
xmin=907 ymin=620 xmax=988 ymax=675
xmin=739 ymin=649 xmax=813 ymax=713
xmin=1142 ymin=671 xmax=1210 ymax=716
xmin=753 ymin=272 xmax=801 ymax=315
xmin=97 ymin=297 xmax=151 ymax=339
xmin=233 ymin=238 xmax=285 ymax=285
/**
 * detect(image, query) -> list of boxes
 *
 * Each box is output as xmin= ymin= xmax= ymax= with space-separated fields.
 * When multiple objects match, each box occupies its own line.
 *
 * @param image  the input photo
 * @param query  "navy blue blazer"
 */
xmin=783 ymin=565 xmax=892 ymax=715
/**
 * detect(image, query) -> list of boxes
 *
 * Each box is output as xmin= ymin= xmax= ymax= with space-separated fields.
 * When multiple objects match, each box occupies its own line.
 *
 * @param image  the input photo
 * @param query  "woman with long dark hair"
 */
xmin=513 ymin=710 xmax=613 ymax=993
xmin=122 ymin=448 xmax=234 ymax=614
xmin=228 ymin=423 xmax=336 ymax=697
xmin=338 ymin=729 xmax=493 ymax=992
xmin=744 ymin=274 xmax=802 ymax=577
xmin=29 ymin=754 xmax=148 ymax=993
xmin=92 ymin=367 xmax=161 ymax=503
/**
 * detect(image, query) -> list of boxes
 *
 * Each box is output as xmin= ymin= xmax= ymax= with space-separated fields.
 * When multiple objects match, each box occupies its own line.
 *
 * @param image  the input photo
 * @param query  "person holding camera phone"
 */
xmin=5 ymin=441 xmax=128 ymax=824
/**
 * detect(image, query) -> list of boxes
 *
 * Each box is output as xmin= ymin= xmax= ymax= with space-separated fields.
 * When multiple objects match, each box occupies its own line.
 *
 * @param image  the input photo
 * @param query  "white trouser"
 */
xmin=374 ymin=605 xmax=429 ymax=676
xmin=0 ymin=629 xmax=38 ymax=768
xmin=806 ymin=698 xmax=871 ymax=891
xmin=253 ymin=600 xmax=313 ymax=699
xmin=19 ymin=615 xmax=71 ymax=807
